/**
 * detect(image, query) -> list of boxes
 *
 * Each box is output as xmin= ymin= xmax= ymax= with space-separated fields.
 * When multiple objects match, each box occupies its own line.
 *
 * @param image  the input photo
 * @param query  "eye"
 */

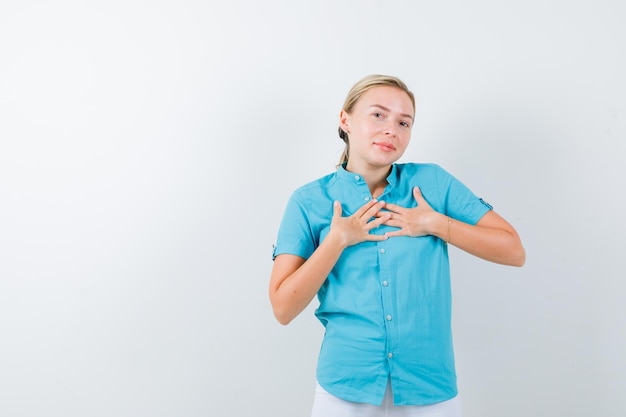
xmin=373 ymin=112 xmax=384 ymax=118
xmin=399 ymin=121 xmax=411 ymax=128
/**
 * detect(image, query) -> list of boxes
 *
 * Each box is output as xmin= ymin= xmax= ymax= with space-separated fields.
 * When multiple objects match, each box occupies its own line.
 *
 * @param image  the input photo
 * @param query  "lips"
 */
xmin=374 ymin=141 xmax=396 ymax=152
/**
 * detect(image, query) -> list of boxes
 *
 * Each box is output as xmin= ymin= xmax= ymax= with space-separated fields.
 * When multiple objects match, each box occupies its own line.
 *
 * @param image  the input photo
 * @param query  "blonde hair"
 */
xmin=337 ymin=74 xmax=415 ymax=166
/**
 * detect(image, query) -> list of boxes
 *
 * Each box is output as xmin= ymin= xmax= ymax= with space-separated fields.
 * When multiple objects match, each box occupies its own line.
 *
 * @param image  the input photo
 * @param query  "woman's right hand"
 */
xmin=328 ymin=199 xmax=390 ymax=248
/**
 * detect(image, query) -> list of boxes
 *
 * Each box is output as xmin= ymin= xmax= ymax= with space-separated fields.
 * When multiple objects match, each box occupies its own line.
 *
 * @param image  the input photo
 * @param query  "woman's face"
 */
xmin=340 ymin=86 xmax=414 ymax=172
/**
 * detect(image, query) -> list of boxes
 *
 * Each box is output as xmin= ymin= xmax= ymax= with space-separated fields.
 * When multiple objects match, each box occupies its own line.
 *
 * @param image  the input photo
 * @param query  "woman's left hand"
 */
xmin=381 ymin=186 xmax=439 ymax=238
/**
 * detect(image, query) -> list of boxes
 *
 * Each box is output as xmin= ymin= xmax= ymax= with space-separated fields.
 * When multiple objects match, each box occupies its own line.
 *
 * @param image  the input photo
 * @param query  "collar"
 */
xmin=336 ymin=163 xmax=399 ymax=187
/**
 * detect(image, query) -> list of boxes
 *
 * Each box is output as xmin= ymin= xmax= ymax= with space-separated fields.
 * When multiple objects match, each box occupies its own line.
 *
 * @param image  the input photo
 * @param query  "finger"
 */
xmin=367 ymin=211 xmax=391 ymax=229
xmin=354 ymin=198 xmax=380 ymax=217
xmin=360 ymin=200 xmax=386 ymax=220
xmin=364 ymin=233 xmax=389 ymax=242
xmin=413 ymin=186 xmax=432 ymax=208
xmin=384 ymin=230 xmax=406 ymax=238
xmin=332 ymin=200 xmax=342 ymax=219
xmin=413 ymin=186 xmax=424 ymax=204
xmin=382 ymin=218 xmax=402 ymax=229
xmin=374 ymin=211 xmax=393 ymax=220
xmin=381 ymin=202 xmax=403 ymax=214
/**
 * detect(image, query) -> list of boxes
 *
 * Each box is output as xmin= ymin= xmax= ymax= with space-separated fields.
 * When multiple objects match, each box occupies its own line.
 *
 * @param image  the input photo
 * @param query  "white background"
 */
xmin=1 ymin=1 xmax=624 ymax=416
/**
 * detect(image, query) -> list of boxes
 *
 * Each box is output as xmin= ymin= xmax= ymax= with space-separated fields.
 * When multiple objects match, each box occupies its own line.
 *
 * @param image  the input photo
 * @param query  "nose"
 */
xmin=383 ymin=121 xmax=397 ymax=136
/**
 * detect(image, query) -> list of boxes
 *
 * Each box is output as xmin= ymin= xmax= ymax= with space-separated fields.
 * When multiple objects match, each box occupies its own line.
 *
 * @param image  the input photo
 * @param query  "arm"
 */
xmin=434 ymin=209 xmax=525 ymax=266
xmin=383 ymin=187 xmax=525 ymax=267
xmin=269 ymin=199 xmax=390 ymax=325
xmin=269 ymin=235 xmax=344 ymax=326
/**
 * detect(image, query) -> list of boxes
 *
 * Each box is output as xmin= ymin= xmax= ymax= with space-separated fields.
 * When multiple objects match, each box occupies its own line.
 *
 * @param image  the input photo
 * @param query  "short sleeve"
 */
xmin=435 ymin=166 xmax=493 ymax=225
xmin=272 ymin=192 xmax=316 ymax=260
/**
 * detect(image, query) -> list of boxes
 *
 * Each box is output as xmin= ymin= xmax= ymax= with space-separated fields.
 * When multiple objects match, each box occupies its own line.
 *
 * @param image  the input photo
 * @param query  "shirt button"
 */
xmin=388 ymin=352 xmax=393 ymax=358
xmin=386 ymin=315 xmax=392 ymax=321
xmin=364 ymin=196 xmax=370 ymax=201
xmin=382 ymin=280 xmax=389 ymax=287
xmin=379 ymin=248 xmax=386 ymax=254
xmin=354 ymin=175 xmax=360 ymax=180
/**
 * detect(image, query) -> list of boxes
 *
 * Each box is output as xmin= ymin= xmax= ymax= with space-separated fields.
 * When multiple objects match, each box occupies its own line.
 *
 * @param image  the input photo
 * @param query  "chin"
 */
xmin=376 ymin=153 xmax=402 ymax=163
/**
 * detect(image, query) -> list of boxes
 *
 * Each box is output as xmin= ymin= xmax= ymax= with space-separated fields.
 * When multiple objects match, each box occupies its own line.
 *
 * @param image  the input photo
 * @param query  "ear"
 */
xmin=339 ymin=110 xmax=351 ymax=133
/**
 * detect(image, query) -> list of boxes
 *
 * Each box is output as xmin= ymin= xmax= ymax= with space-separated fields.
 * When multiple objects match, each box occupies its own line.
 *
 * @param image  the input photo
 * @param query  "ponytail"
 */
xmin=337 ymin=127 xmax=349 ymax=167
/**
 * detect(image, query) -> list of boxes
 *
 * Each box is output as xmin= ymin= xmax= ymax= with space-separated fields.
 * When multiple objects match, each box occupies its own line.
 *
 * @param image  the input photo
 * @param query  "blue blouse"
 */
xmin=273 ymin=163 xmax=492 ymax=406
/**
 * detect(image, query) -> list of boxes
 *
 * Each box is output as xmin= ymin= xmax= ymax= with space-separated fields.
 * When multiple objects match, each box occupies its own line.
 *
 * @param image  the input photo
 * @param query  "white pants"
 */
xmin=311 ymin=381 xmax=463 ymax=417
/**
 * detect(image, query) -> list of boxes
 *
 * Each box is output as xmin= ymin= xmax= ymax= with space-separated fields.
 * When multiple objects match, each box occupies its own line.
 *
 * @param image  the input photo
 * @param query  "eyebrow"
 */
xmin=369 ymin=104 xmax=414 ymax=120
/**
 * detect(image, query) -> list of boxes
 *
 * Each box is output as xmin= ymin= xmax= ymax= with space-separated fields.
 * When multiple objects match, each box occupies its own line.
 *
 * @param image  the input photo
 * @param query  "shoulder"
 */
xmin=292 ymin=171 xmax=336 ymax=193
xmin=288 ymin=171 xmax=338 ymax=205
xmin=395 ymin=162 xmax=450 ymax=179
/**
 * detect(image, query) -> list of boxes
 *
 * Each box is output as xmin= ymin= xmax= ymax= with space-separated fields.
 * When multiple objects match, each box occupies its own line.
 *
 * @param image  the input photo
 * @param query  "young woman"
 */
xmin=269 ymin=74 xmax=525 ymax=417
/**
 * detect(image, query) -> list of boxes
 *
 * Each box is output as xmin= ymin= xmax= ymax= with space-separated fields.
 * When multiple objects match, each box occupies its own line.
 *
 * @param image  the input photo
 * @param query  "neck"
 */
xmin=345 ymin=161 xmax=392 ymax=198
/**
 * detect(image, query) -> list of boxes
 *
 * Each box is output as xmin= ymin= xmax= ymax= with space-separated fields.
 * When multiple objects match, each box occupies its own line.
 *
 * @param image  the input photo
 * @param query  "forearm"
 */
xmin=431 ymin=211 xmax=526 ymax=266
xmin=270 ymin=234 xmax=347 ymax=325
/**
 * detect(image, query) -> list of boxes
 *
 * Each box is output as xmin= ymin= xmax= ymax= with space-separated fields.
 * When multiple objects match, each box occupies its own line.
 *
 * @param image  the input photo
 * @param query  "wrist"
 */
xmin=323 ymin=229 xmax=350 ymax=251
xmin=431 ymin=212 xmax=450 ymax=242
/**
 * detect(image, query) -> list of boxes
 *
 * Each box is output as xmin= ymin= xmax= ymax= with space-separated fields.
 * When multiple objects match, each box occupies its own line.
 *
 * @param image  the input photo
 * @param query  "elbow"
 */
xmin=502 ymin=231 xmax=526 ymax=267
xmin=493 ymin=240 xmax=525 ymax=267
xmin=517 ymin=248 xmax=526 ymax=267
xmin=272 ymin=306 xmax=295 ymax=326
xmin=510 ymin=244 xmax=526 ymax=267
xmin=512 ymin=252 xmax=526 ymax=267
xmin=275 ymin=315 xmax=293 ymax=326
xmin=269 ymin=295 xmax=296 ymax=325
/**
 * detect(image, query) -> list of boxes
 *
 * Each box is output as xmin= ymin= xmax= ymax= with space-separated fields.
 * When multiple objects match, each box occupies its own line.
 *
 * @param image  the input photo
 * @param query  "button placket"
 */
xmin=378 ymin=243 xmax=396 ymax=361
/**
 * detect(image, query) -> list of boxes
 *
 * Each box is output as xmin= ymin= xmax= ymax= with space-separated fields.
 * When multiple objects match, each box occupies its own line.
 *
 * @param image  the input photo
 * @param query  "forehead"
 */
xmin=357 ymin=86 xmax=414 ymax=115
